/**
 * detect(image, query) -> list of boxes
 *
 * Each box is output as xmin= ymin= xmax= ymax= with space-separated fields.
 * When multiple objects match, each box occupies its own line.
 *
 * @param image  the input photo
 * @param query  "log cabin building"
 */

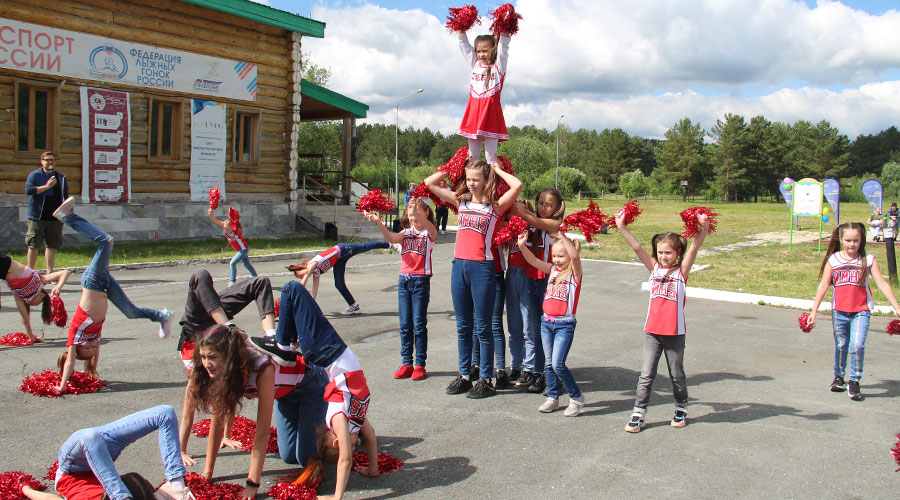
xmin=0 ymin=0 xmax=368 ymax=247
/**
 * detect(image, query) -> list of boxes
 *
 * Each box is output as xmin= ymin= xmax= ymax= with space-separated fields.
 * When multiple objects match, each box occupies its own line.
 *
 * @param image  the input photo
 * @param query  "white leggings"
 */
xmin=468 ymin=137 xmax=498 ymax=164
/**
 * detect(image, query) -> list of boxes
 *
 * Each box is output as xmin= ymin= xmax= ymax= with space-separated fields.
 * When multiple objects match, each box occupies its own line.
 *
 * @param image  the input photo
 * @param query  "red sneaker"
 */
xmin=411 ymin=366 xmax=426 ymax=380
xmin=393 ymin=365 xmax=413 ymax=379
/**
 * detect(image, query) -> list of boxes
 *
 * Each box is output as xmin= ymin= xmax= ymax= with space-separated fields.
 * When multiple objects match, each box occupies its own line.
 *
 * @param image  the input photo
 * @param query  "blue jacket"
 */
xmin=25 ymin=168 xmax=68 ymax=220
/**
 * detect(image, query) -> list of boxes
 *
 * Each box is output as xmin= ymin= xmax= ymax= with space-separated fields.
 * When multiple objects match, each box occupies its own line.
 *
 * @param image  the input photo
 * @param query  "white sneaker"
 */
xmin=391 ymin=243 xmax=402 ymax=253
xmin=158 ymin=308 xmax=173 ymax=338
xmin=539 ymin=397 xmax=559 ymax=413
xmin=440 ymin=230 xmax=446 ymax=235
xmin=340 ymin=304 xmax=361 ymax=315
xmin=53 ymin=196 xmax=76 ymax=221
xmin=564 ymin=395 xmax=585 ymax=417
xmin=154 ymin=482 xmax=195 ymax=500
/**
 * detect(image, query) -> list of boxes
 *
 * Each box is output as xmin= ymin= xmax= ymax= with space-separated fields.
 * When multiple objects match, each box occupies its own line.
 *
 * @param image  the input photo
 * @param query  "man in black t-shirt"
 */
xmin=24 ymin=151 xmax=68 ymax=272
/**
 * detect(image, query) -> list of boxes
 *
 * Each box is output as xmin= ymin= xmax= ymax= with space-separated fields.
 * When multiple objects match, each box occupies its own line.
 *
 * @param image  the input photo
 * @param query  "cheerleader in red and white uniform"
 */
xmin=517 ymin=230 xmax=584 ymax=416
xmin=807 ymin=222 xmax=900 ymax=401
xmin=457 ymin=30 xmax=512 ymax=164
xmin=208 ymin=207 xmax=257 ymax=286
xmin=425 ymin=159 xmax=522 ymax=399
xmin=616 ymin=210 xmax=710 ymax=433
xmin=1 ymin=253 xmax=71 ymax=343
xmin=365 ymin=197 xmax=437 ymax=380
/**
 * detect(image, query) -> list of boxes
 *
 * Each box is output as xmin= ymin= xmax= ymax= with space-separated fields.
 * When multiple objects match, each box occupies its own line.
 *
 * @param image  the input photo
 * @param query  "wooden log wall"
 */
xmin=0 ymin=0 xmax=295 ymax=197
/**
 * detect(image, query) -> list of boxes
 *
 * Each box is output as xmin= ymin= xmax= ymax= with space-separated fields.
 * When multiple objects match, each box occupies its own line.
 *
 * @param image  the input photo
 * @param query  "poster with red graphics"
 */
xmin=80 ymin=86 xmax=131 ymax=203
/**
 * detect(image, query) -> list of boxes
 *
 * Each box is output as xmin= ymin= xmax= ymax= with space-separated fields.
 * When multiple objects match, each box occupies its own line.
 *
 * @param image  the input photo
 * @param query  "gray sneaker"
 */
xmin=341 ymin=304 xmax=361 ymax=315
xmin=539 ymin=397 xmax=559 ymax=413
xmin=564 ymin=395 xmax=585 ymax=417
xmin=53 ymin=196 xmax=76 ymax=221
xmin=158 ymin=308 xmax=173 ymax=339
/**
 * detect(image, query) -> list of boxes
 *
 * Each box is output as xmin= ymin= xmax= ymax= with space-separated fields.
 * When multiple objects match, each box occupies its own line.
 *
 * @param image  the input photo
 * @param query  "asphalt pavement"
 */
xmin=1 ymin=232 xmax=898 ymax=499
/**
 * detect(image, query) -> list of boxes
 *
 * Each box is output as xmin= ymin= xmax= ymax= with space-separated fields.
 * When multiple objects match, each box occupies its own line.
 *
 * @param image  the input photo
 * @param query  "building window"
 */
xmin=16 ymin=82 xmax=57 ymax=154
xmin=149 ymin=98 xmax=183 ymax=160
xmin=234 ymin=110 xmax=259 ymax=166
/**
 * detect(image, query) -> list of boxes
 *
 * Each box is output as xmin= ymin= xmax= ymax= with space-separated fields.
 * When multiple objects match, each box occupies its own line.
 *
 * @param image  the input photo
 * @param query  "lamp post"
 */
xmin=555 ymin=114 xmax=565 ymax=189
xmin=395 ymin=88 xmax=423 ymax=231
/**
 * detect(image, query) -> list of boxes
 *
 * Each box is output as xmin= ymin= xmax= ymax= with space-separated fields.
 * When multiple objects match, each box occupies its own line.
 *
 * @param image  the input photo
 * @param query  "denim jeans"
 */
xmin=333 ymin=242 xmax=390 ymax=306
xmin=473 ymin=271 xmax=506 ymax=370
xmin=451 ymin=259 xmax=496 ymax=379
xmin=634 ymin=333 xmax=687 ymax=413
xmin=229 ymin=248 xmax=257 ymax=283
xmin=56 ymin=405 xmax=184 ymax=500
xmin=505 ymin=266 xmax=527 ymax=371
xmin=275 ymin=363 xmax=329 ymax=466
xmin=541 ymin=318 xmax=581 ymax=400
xmin=178 ymin=270 xmax=275 ymax=344
xmin=65 ymin=214 xmax=165 ymax=323
xmin=398 ymin=274 xmax=430 ymax=367
xmin=523 ymin=277 xmax=548 ymax=372
xmin=276 ymin=280 xmax=347 ymax=367
xmin=832 ymin=310 xmax=870 ymax=382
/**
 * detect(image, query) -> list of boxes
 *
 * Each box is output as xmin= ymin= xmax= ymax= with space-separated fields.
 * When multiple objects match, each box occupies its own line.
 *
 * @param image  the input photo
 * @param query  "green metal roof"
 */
xmin=301 ymin=79 xmax=369 ymax=119
xmin=179 ymin=0 xmax=325 ymax=37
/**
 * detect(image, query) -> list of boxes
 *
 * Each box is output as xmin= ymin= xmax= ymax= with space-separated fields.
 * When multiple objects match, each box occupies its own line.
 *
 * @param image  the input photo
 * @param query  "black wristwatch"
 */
xmin=245 ymin=479 xmax=260 ymax=488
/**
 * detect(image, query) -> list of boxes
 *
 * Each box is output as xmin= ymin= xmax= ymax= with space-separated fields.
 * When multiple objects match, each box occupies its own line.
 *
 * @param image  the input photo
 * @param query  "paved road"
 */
xmin=2 ymin=233 xmax=898 ymax=499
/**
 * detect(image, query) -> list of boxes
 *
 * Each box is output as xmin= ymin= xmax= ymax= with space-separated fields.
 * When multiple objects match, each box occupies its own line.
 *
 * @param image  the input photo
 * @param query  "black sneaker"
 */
xmin=446 ymin=375 xmax=473 ymax=395
xmin=469 ymin=364 xmax=480 ymax=380
xmin=509 ymin=369 xmax=521 ymax=382
xmin=466 ymin=378 xmax=496 ymax=399
xmin=248 ymin=336 xmax=297 ymax=367
xmin=829 ymin=376 xmax=847 ymax=392
xmin=528 ymin=373 xmax=546 ymax=394
xmin=848 ymin=380 xmax=863 ymax=401
xmin=495 ymin=369 xmax=510 ymax=389
xmin=516 ymin=371 xmax=534 ymax=390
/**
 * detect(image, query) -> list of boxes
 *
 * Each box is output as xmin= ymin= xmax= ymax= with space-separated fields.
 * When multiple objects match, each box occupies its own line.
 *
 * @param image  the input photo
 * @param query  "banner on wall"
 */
xmin=189 ymin=99 xmax=227 ymax=202
xmin=861 ymin=179 xmax=883 ymax=213
xmin=0 ymin=17 xmax=257 ymax=101
xmin=80 ymin=86 xmax=130 ymax=203
xmin=823 ymin=178 xmax=840 ymax=224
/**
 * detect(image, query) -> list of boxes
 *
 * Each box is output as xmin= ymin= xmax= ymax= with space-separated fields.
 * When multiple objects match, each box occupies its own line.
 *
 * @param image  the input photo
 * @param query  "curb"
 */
xmin=59 ymin=250 xmax=323 ymax=274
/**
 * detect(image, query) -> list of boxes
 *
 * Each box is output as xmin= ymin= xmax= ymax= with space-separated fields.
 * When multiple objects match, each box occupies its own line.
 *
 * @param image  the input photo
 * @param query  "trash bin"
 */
xmin=325 ymin=222 xmax=338 ymax=240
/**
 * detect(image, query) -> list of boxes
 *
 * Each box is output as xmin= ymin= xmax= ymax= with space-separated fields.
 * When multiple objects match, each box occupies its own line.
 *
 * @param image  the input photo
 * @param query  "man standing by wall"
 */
xmin=24 ymin=151 xmax=68 ymax=273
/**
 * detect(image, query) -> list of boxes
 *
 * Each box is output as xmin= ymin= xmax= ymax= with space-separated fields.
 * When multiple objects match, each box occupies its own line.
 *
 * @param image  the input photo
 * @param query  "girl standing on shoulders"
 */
xmin=425 ymin=159 xmax=522 ymax=399
xmin=208 ymin=207 xmax=257 ymax=286
xmin=365 ymin=197 xmax=437 ymax=381
xmin=617 ymin=209 xmax=709 ymax=432
xmin=1 ymin=253 xmax=70 ymax=343
xmin=806 ymin=222 xmax=900 ymax=401
xmin=518 ymin=230 xmax=584 ymax=416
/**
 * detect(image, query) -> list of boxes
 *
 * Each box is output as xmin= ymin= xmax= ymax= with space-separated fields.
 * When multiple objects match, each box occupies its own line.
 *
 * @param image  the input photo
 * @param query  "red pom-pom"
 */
xmin=209 ymin=188 xmax=221 ymax=210
xmin=274 ymin=299 xmax=280 ymax=319
xmin=560 ymin=199 xmax=606 ymax=242
xmin=891 ymin=433 xmax=900 ymax=471
xmin=489 ymin=3 xmax=522 ymax=36
xmin=44 ymin=462 xmax=57 ymax=481
xmin=446 ymin=5 xmax=480 ymax=33
xmin=412 ymin=182 xmax=456 ymax=213
xmin=0 ymin=471 xmax=46 ymax=500
xmin=493 ymin=155 xmax=516 ymax=198
xmin=798 ymin=313 xmax=813 ymax=333
xmin=356 ymin=189 xmax=396 ymax=215
xmin=20 ymin=369 xmax=106 ymax=397
xmin=887 ymin=320 xmax=900 ymax=336
xmin=51 ymin=296 xmax=67 ymax=327
xmin=680 ymin=206 xmax=719 ymax=238
xmin=351 ymin=452 xmax=404 ymax=475
xmin=0 ymin=333 xmax=36 ymax=346
xmin=228 ymin=208 xmax=242 ymax=237
xmin=493 ymin=216 xmax=528 ymax=246
xmin=179 ymin=472 xmax=243 ymax=500
xmin=607 ymin=200 xmax=642 ymax=230
xmin=267 ymin=482 xmax=318 ymax=500
xmin=191 ymin=416 xmax=277 ymax=453
xmin=438 ymin=146 xmax=470 ymax=185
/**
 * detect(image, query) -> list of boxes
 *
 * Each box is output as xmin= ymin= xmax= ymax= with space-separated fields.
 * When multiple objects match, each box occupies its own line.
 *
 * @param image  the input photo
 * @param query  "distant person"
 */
xmin=867 ymin=207 xmax=883 ymax=242
xmin=1 ymin=254 xmax=71 ymax=344
xmin=889 ymin=202 xmax=899 ymax=236
xmin=24 ymin=151 xmax=68 ymax=273
xmin=404 ymin=182 xmax=416 ymax=206
xmin=434 ymin=181 xmax=451 ymax=234
xmin=806 ymin=222 xmax=900 ymax=402
xmin=208 ymin=206 xmax=256 ymax=286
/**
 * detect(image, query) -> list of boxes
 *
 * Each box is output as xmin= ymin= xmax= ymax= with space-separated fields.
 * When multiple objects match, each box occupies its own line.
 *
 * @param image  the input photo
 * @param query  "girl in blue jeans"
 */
xmin=807 ymin=222 xmax=900 ymax=401
xmin=518 ymin=230 xmax=584 ymax=416
xmin=22 ymin=405 xmax=192 ymax=500
xmin=208 ymin=207 xmax=257 ymax=285
xmin=425 ymin=159 xmax=523 ymax=399
xmin=365 ymin=197 xmax=437 ymax=380
xmin=53 ymin=198 xmax=172 ymax=392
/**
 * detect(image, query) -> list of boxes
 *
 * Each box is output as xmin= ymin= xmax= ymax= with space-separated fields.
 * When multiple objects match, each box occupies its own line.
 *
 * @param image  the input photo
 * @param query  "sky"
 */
xmin=253 ymin=0 xmax=900 ymax=140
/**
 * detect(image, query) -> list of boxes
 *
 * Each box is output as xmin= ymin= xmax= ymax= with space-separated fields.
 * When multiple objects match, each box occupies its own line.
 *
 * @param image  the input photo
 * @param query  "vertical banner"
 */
xmin=79 ymin=87 xmax=131 ymax=203
xmin=189 ymin=99 xmax=227 ymax=202
xmin=861 ymin=179 xmax=883 ymax=214
xmin=823 ymin=178 xmax=840 ymax=224
xmin=779 ymin=177 xmax=798 ymax=226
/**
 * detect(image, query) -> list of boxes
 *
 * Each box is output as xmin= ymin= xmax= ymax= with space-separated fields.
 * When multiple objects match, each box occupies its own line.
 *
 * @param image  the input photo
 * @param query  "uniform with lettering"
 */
xmin=457 ymin=32 xmax=511 ymax=163
xmin=309 ymin=245 xmax=341 ymax=277
xmin=394 ymin=227 xmax=436 ymax=375
xmin=828 ymin=253 xmax=874 ymax=313
xmin=644 ymin=263 xmax=688 ymax=336
xmin=6 ymin=265 xmax=45 ymax=303
xmin=538 ymin=262 xmax=585 ymax=409
xmin=454 ymin=201 xmax=500 ymax=261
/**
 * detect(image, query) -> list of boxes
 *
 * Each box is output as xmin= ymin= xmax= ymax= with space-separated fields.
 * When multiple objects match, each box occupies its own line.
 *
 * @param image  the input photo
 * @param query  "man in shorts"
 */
xmin=24 ymin=151 xmax=68 ymax=272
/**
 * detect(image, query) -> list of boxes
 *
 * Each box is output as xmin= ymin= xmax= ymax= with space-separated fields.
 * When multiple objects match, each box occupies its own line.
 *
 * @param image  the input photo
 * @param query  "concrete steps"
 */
xmin=295 ymin=202 xmax=384 ymax=241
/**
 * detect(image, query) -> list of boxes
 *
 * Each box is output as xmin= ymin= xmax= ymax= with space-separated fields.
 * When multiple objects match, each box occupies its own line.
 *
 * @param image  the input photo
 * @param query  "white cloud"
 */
xmin=301 ymin=0 xmax=900 ymax=139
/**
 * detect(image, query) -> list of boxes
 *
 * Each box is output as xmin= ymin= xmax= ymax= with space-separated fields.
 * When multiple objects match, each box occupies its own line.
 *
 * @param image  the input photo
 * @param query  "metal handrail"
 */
xmin=300 ymin=174 xmax=338 ymax=226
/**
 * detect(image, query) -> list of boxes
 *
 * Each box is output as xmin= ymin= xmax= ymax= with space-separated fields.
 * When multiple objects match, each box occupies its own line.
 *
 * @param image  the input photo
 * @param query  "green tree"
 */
xmin=787 ymin=120 xmax=849 ymax=180
xmin=498 ymin=136 xmax=554 ymax=192
xmin=656 ymin=117 xmax=707 ymax=196
xmin=596 ymin=128 xmax=637 ymax=188
xmin=710 ymin=113 xmax=750 ymax=201
xmin=534 ymin=167 xmax=589 ymax=197
xmin=618 ymin=169 xmax=649 ymax=196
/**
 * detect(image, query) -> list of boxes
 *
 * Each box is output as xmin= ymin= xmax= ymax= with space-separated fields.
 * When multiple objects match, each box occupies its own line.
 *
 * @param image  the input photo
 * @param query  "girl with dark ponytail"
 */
xmin=2 ymin=253 xmax=70 ymax=343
